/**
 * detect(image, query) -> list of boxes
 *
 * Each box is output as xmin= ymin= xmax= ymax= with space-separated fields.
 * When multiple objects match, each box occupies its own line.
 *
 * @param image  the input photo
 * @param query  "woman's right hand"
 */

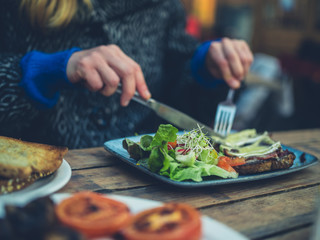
xmin=66 ymin=45 xmax=151 ymax=106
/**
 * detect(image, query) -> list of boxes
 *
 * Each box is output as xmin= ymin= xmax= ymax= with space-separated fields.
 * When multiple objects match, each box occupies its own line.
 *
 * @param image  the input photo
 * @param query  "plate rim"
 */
xmin=104 ymin=135 xmax=319 ymax=188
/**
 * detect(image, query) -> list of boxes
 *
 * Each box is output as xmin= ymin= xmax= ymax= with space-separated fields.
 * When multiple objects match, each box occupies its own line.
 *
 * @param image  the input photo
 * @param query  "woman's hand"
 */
xmin=206 ymin=38 xmax=254 ymax=89
xmin=66 ymin=45 xmax=151 ymax=106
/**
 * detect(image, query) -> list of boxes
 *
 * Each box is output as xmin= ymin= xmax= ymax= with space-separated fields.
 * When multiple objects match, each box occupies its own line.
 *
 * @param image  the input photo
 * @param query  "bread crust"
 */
xmin=233 ymin=152 xmax=295 ymax=175
xmin=0 ymin=136 xmax=68 ymax=194
xmin=0 ymin=174 xmax=38 ymax=194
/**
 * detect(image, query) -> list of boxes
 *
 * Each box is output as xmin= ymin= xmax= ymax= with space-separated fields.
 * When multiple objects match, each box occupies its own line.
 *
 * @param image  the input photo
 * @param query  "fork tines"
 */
xmin=214 ymin=89 xmax=236 ymax=137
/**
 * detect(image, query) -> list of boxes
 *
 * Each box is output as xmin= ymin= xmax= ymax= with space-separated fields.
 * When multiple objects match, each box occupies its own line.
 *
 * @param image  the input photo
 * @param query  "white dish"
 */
xmin=0 ymin=159 xmax=71 ymax=216
xmin=51 ymin=193 xmax=249 ymax=240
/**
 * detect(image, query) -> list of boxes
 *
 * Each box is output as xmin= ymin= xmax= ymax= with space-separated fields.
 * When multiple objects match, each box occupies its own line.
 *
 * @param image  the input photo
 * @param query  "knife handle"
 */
xmin=116 ymin=84 xmax=151 ymax=107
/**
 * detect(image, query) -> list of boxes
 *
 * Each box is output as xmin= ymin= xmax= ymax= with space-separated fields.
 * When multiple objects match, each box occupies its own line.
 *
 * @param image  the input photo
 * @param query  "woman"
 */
xmin=0 ymin=0 xmax=253 ymax=148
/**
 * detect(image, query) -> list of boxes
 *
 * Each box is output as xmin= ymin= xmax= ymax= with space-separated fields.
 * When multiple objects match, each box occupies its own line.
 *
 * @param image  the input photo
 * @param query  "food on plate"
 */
xmin=0 ymin=173 xmax=38 ymax=195
xmin=0 ymin=136 xmax=67 ymax=179
xmin=0 ymin=191 xmax=204 ymax=239
xmin=123 ymin=124 xmax=296 ymax=182
xmin=55 ymin=191 xmax=132 ymax=238
xmin=116 ymin=202 xmax=202 ymax=240
xmin=0 ymin=196 xmax=84 ymax=240
xmin=0 ymin=136 xmax=68 ymax=194
xmin=210 ymin=129 xmax=296 ymax=174
xmin=123 ymin=124 xmax=239 ymax=182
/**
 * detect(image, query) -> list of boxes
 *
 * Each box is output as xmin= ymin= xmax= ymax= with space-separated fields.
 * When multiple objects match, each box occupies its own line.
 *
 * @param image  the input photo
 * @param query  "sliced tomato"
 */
xmin=217 ymin=157 xmax=236 ymax=172
xmin=167 ymin=140 xmax=177 ymax=150
xmin=117 ymin=202 xmax=202 ymax=240
xmin=228 ymin=157 xmax=246 ymax=166
xmin=55 ymin=191 xmax=132 ymax=238
xmin=219 ymin=156 xmax=246 ymax=166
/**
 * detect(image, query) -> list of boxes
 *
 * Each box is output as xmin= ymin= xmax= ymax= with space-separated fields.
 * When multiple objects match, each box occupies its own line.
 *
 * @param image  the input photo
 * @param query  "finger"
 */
xmin=233 ymin=40 xmax=253 ymax=76
xmin=221 ymin=38 xmax=244 ymax=81
xmin=97 ymin=46 xmax=135 ymax=104
xmin=241 ymin=41 xmax=254 ymax=72
xmin=134 ymin=66 xmax=151 ymax=100
xmin=121 ymin=64 xmax=151 ymax=105
xmin=97 ymin=64 xmax=120 ymax=97
xmin=120 ymin=59 xmax=151 ymax=100
xmin=208 ymin=41 xmax=240 ymax=88
xmin=233 ymin=40 xmax=250 ymax=76
xmin=115 ymin=60 xmax=140 ymax=106
xmin=86 ymin=51 xmax=120 ymax=96
xmin=103 ymin=45 xmax=136 ymax=77
xmin=105 ymin=46 xmax=151 ymax=102
xmin=83 ymin=69 xmax=104 ymax=92
xmin=121 ymin=73 xmax=136 ymax=107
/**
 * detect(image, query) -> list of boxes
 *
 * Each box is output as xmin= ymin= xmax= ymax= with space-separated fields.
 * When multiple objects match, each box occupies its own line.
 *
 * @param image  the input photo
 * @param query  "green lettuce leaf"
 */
xmin=149 ymin=124 xmax=178 ymax=149
xmin=122 ymin=138 xmax=145 ymax=160
xmin=170 ymin=166 xmax=203 ymax=182
xmin=148 ymin=147 xmax=164 ymax=172
xmin=196 ymin=161 xmax=238 ymax=179
xmin=198 ymin=149 xmax=218 ymax=165
xmin=175 ymin=151 xmax=196 ymax=167
xmin=146 ymin=124 xmax=178 ymax=171
xmin=140 ymin=135 xmax=153 ymax=150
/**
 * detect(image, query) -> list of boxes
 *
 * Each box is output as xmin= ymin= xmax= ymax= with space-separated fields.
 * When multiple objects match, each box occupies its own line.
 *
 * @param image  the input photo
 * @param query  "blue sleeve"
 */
xmin=20 ymin=47 xmax=81 ymax=109
xmin=191 ymin=40 xmax=224 ymax=88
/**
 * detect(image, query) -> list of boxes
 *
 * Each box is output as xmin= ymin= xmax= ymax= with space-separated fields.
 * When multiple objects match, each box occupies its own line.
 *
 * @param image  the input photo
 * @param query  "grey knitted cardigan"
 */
xmin=0 ymin=0 xmax=199 ymax=149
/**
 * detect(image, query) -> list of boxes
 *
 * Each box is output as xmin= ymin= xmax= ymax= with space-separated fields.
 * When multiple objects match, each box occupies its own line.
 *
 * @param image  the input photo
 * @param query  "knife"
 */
xmin=116 ymin=86 xmax=224 ymax=138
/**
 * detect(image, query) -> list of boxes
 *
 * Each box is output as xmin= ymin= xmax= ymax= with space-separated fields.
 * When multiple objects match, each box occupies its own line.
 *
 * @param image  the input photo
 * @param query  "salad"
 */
xmin=123 ymin=124 xmax=246 ymax=182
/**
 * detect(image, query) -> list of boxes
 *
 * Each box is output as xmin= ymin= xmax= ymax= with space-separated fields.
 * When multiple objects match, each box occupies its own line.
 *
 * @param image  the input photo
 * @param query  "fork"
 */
xmin=213 ymin=88 xmax=236 ymax=136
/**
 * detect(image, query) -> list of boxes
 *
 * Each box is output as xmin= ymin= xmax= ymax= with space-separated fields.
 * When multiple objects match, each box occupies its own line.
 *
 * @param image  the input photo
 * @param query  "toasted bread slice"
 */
xmin=0 ymin=174 xmax=38 ymax=194
xmin=0 ymin=136 xmax=68 ymax=180
xmin=233 ymin=151 xmax=295 ymax=174
xmin=211 ymin=129 xmax=296 ymax=175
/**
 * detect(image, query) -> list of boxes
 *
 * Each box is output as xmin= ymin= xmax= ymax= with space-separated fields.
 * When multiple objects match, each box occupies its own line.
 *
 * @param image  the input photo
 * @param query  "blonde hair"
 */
xmin=20 ymin=0 xmax=92 ymax=29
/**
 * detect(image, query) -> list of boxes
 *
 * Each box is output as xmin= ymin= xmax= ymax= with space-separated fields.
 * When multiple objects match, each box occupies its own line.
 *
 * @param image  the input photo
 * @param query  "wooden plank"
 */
xmin=59 ymin=161 xmax=320 ymax=208
xmin=64 ymin=147 xmax=120 ymax=169
xmin=111 ymin=167 xmax=320 ymax=208
xmin=200 ymin=186 xmax=319 ymax=240
xmin=271 ymin=129 xmax=320 ymax=146
xmin=265 ymin=226 xmax=312 ymax=240
xmin=59 ymin=161 xmax=158 ymax=193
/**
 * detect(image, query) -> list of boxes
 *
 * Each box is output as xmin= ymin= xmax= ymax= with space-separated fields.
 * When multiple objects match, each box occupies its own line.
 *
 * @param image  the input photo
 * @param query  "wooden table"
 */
xmin=59 ymin=128 xmax=320 ymax=240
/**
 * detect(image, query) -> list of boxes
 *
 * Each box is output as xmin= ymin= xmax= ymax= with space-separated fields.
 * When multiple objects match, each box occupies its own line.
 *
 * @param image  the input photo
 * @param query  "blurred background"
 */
xmin=179 ymin=0 xmax=320 ymax=133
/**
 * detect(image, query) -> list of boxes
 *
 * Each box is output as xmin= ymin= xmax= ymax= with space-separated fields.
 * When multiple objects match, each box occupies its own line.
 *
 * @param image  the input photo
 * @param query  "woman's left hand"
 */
xmin=206 ymin=38 xmax=254 ymax=89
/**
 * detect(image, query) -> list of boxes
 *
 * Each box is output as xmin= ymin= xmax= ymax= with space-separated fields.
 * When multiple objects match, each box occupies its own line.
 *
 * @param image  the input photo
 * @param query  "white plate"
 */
xmin=51 ymin=193 xmax=249 ymax=240
xmin=0 ymin=159 xmax=71 ymax=216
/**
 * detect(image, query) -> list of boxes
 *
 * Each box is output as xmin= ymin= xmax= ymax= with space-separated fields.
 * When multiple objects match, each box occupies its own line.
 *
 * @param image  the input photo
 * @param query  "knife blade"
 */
xmin=116 ymin=87 xmax=224 ymax=138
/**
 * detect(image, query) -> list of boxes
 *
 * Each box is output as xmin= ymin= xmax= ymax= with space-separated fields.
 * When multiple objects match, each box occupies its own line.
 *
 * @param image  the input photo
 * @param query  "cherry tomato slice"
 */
xmin=217 ymin=157 xmax=236 ymax=172
xmin=219 ymin=156 xmax=246 ymax=166
xmin=167 ymin=140 xmax=177 ymax=150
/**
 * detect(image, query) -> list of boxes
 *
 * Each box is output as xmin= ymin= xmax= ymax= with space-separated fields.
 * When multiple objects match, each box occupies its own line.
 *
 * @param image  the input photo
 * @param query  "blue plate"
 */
xmin=104 ymin=134 xmax=319 ymax=188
